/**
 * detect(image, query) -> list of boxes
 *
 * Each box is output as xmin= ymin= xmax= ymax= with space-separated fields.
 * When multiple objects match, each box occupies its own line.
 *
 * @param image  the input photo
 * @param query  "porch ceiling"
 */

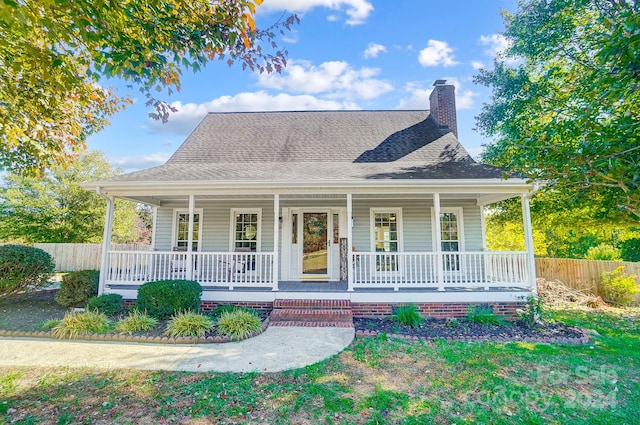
xmin=118 ymin=188 xmax=528 ymax=207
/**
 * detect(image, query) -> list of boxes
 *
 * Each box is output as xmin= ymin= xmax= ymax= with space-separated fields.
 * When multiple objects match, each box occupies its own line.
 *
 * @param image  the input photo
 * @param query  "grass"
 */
xmin=1 ymin=305 xmax=639 ymax=424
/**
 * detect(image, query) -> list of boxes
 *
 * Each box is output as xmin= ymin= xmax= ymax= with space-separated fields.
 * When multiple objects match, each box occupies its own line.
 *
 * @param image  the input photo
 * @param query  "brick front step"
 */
xmin=273 ymin=299 xmax=352 ymax=310
xmin=270 ymin=299 xmax=354 ymax=328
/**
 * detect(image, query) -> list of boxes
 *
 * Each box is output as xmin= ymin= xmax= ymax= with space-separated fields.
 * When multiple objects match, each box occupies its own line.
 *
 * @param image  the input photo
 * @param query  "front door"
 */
xmin=302 ymin=212 xmax=328 ymax=276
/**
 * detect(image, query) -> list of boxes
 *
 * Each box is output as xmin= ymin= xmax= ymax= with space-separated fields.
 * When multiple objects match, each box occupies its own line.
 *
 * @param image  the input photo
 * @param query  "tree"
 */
xmin=0 ymin=151 xmax=139 ymax=243
xmin=0 ymin=0 xmax=296 ymax=175
xmin=475 ymin=0 xmax=640 ymax=220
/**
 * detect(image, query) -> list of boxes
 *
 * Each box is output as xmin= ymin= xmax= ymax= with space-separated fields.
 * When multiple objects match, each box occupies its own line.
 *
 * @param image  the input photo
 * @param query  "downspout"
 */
xmin=96 ymin=187 xmax=115 ymax=296
xmin=521 ymin=183 xmax=541 ymax=293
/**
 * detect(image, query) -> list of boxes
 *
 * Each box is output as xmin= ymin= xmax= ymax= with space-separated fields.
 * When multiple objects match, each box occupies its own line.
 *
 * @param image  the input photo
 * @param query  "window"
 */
xmin=433 ymin=208 xmax=464 ymax=272
xmin=371 ymin=209 xmax=403 ymax=272
xmin=231 ymin=209 xmax=261 ymax=252
xmin=172 ymin=209 xmax=203 ymax=251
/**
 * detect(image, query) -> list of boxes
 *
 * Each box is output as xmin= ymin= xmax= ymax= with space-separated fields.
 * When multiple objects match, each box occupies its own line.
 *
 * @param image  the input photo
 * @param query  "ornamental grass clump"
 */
xmin=216 ymin=309 xmax=262 ymax=340
xmin=52 ymin=310 xmax=110 ymax=339
xmin=392 ymin=304 xmax=424 ymax=328
xmin=115 ymin=310 xmax=158 ymax=334
xmin=164 ymin=311 xmax=213 ymax=338
xmin=467 ymin=305 xmax=502 ymax=325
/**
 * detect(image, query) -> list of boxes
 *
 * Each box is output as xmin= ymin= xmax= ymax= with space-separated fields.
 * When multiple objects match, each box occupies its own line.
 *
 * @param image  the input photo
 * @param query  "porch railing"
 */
xmin=351 ymin=251 xmax=530 ymax=290
xmin=105 ymin=250 xmax=275 ymax=290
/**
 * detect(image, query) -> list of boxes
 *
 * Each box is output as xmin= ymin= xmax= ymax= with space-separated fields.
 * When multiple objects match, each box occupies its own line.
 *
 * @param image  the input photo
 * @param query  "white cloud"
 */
xmin=261 ymin=0 xmax=374 ymax=25
xmin=396 ymin=78 xmax=479 ymax=111
xmin=147 ymin=91 xmax=359 ymax=135
xmin=257 ymin=60 xmax=393 ymax=100
xmin=479 ymin=34 xmax=510 ymax=58
xmin=471 ymin=60 xmax=485 ymax=70
xmin=363 ymin=43 xmax=387 ymax=59
xmin=111 ymin=152 xmax=172 ymax=170
xmin=418 ymin=40 xmax=459 ymax=67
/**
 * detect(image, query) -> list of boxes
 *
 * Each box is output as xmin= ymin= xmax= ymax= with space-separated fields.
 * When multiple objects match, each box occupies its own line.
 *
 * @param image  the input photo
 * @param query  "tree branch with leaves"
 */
xmin=475 ymin=0 xmax=639 ymax=220
xmin=0 ymin=0 xmax=297 ymax=175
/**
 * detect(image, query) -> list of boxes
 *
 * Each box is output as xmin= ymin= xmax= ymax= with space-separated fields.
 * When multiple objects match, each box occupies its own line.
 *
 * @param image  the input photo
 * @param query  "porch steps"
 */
xmin=269 ymin=299 xmax=353 ymax=327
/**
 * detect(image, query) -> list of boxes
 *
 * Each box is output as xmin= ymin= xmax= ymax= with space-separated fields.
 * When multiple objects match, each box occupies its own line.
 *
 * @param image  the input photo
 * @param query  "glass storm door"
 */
xmin=302 ymin=212 xmax=328 ymax=275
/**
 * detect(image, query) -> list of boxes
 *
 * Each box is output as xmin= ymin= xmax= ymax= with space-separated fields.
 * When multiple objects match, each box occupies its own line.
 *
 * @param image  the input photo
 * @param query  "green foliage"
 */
xmin=115 ymin=310 xmax=158 ymax=334
xmin=517 ymin=295 xmax=544 ymax=328
xmin=466 ymin=305 xmax=502 ymax=325
xmin=86 ymin=294 xmax=124 ymax=317
xmin=0 ymin=151 xmax=140 ymax=243
xmin=164 ymin=311 xmax=213 ymax=337
xmin=0 ymin=244 xmax=55 ymax=300
xmin=216 ymin=309 xmax=262 ymax=340
xmin=54 ymin=270 xmax=99 ymax=308
xmin=136 ymin=280 xmax=202 ymax=320
xmin=38 ymin=319 xmax=62 ymax=331
xmin=585 ymin=244 xmax=622 ymax=261
xmin=0 ymin=0 xmax=296 ymax=174
xmin=597 ymin=266 xmax=639 ymax=307
xmin=208 ymin=305 xmax=237 ymax=318
xmin=475 ymin=0 xmax=640 ymax=220
xmin=485 ymin=216 xmax=549 ymax=256
xmin=619 ymin=238 xmax=640 ymax=262
xmin=391 ymin=304 xmax=424 ymax=328
xmin=52 ymin=310 xmax=110 ymax=339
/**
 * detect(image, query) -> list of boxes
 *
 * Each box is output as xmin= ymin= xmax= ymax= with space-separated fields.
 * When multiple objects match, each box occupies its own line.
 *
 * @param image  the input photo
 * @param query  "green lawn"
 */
xmin=1 ymin=306 xmax=638 ymax=424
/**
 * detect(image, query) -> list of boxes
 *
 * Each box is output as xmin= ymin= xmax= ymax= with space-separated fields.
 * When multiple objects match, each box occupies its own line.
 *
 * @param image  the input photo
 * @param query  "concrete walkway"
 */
xmin=0 ymin=327 xmax=354 ymax=373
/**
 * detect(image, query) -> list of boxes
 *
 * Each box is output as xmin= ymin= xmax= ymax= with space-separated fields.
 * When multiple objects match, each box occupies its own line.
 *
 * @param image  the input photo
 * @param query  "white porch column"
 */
xmin=433 ymin=193 xmax=445 ymax=291
xmin=521 ymin=193 xmax=537 ymax=291
xmin=186 ymin=194 xmax=195 ymax=280
xmin=347 ymin=193 xmax=354 ymax=292
xmin=98 ymin=194 xmax=115 ymax=295
xmin=272 ymin=194 xmax=280 ymax=291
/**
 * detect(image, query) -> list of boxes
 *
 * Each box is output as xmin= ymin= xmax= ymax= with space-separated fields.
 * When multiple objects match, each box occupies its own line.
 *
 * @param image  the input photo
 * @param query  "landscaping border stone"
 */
xmin=0 ymin=317 xmax=270 ymax=344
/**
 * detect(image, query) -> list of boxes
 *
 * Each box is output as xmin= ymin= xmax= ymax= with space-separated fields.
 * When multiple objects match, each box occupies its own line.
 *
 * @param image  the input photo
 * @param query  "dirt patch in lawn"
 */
xmin=0 ymin=290 xmax=66 ymax=331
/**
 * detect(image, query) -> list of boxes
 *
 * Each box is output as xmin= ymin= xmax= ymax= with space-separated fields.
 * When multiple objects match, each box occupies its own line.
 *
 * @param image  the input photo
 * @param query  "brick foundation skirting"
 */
xmin=351 ymin=302 xmax=523 ymax=319
xmin=123 ymin=300 xmax=523 ymax=319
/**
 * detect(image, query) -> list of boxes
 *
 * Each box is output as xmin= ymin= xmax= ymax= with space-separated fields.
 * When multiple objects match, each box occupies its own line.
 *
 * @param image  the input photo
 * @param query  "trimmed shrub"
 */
xmin=87 ymin=293 xmax=124 ymax=316
xmin=391 ymin=304 xmax=424 ymax=328
xmin=619 ymin=238 xmax=640 ymax=263
xmin=164 ymin=311 xmax=213 ymax=337
xmin=585 ymin=244 xmax=622 ymax=261
xmin=54 ymin=270 xmax=99 ymax=307
xmin=136 ymin=280 xmax=202 ymax=320
xmin=52 ymin=310 xmax=110 ymax=339
xmin=115 ymin=310 xmax=158 ymax=334
xmin=217 ymin=309 xmax=262 ymax=340
xmin=208 ymin=305 xmax=236 ymax=318
xmin=0 ymin=244 xmax=55 ymax=300
xmin=597 ymin=266 xmax=639 ymax=307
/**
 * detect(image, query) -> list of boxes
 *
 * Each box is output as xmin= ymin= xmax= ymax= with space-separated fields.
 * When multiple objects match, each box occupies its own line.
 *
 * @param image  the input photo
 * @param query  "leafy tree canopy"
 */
xmin=0 ymin=0 xmax=295 ymax=175
xmin=0 ymin=150 xmax=140 ymax=243
xmin=475 ymin=0 xmax=639 ymax=220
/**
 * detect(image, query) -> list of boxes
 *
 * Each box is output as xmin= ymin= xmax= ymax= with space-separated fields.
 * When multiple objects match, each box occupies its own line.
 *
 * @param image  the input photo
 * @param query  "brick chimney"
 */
xmin=429 ymin=79 xmax=458 ymax=138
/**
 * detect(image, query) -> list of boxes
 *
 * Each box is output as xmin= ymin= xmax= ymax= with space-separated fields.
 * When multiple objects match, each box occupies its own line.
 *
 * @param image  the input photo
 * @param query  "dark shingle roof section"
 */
xmin=99 ymin=110 xmax=507 ymax=183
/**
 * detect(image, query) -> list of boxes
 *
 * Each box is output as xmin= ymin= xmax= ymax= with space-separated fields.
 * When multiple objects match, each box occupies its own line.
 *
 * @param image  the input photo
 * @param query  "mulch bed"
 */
xmin=353 ymin=317 xmax=591 ymax=344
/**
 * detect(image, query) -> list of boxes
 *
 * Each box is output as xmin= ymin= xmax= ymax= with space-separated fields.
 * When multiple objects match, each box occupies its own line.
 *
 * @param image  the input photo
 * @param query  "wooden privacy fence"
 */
xmin=34 ymin=243 xmax=150 ymax=272
xmin=535 ymin=258 xmax=640 ymax=295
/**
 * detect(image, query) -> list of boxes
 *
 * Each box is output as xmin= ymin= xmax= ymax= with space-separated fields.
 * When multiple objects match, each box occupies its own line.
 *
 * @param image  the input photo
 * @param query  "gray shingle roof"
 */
xmin=98 ymin=110 xmax=507 ymax=183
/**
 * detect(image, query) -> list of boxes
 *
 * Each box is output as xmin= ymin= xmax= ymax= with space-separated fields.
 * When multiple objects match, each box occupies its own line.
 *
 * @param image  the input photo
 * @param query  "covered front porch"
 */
xmin=96 ymin=181 xmax=538 ymax=303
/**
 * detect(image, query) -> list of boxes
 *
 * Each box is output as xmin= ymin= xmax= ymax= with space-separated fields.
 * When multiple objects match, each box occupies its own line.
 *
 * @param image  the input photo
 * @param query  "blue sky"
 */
xmin=89 ymin=0 xmax=516 ymax=172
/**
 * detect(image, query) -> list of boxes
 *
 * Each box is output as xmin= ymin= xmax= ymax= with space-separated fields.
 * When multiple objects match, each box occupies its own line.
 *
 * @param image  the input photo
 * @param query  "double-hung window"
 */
xmin=371 ymin=209 xmax=403 ymax=272
xmin=436 ymin=208 xmax=464 ymax=272
xmin=172 ymin=209 xmax=203 ymax=251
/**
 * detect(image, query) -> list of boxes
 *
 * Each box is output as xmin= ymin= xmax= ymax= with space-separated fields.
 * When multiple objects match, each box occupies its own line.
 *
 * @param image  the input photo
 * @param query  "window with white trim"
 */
xmin=231 ymin=209 xmax=261 ymax=252
xmin=436 ymin=208 xmax=464 ymax=271
xmin=371 ymin=209 xmax=403 ymax=272
xmin=172 ymin=209 xmax=203 ymax=251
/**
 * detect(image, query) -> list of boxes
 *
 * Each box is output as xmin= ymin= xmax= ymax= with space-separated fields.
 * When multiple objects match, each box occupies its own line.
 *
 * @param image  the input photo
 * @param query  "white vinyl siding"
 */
xmin=152 ymin=199 xmax=484 ymax=254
